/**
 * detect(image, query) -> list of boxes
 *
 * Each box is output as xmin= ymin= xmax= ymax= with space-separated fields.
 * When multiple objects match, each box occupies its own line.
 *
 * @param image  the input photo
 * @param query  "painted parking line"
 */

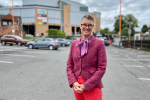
xmin=0 ymin=61 xmax=13 ymax=63
xmin=111 ymin=49 xmax=150 ymax=69
xmin=111 ymin=55 xmax=120 ymax=56
xmin=123 ymin=65 xmax=144 ymax=67
xmin=136 ymin=59 xmax=150 ymax=61
xmin=139 ymin=78 xmax=150 ymax=81
xmin=115 ymin=59 xmax=130 ymax=60
xmin=1 ymin=54 xmax=36 ymax=57
xmin=23 ymin=51 xmax=47 ymax=54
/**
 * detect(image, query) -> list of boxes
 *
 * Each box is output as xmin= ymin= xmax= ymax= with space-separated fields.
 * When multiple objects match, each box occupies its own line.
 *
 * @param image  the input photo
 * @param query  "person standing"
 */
xmin=66 ymin=14 xmax=107 ymax=100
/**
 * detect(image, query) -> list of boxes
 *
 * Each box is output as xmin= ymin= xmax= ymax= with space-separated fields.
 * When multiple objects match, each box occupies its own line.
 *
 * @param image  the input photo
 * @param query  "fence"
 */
xmin=122 ymin=40 xmax=150 ymax=50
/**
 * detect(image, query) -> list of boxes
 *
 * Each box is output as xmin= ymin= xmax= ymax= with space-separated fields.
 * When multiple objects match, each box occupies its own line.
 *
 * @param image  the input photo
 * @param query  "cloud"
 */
xmin=72 ymin=0 xmax=150 ymax=31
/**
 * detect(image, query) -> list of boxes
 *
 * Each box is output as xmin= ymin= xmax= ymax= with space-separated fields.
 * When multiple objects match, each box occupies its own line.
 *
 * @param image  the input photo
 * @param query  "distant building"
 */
xmin=0 ymin=0 xmax=101 ymax=37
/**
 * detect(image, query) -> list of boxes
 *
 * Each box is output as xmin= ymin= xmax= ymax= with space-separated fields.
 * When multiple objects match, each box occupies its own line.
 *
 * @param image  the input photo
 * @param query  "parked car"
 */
xmin=0 ymin=35 xmax=29 ymax=46
xmin=56 ymin=38 xmax=69 ymax=47
xmin=67 ymin=39 xmax=73 ymax=45
xmin=104 ymin=40 xmax=110 ymax=46
xmin=26 ymin=38 xmax=60 ymax=50
xmin=25 ymin=34 xmax=34 ymax=37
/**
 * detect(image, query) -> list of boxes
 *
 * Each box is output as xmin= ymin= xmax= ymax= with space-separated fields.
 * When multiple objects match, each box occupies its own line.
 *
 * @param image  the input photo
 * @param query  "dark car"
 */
xmin=0 ymin=35 xmax=29 ymax=46
xmin=104 ymin=40 xmax=110 ymax=46
xmin=26 ymin=38 xmax=60 ymax=50
xmin=56 ymin=38 xmax=69 ymax=47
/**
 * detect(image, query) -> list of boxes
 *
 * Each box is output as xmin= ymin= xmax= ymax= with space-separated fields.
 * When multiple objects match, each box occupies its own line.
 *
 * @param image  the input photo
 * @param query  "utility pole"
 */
xmin=119 ymin=0 xmax=122 ymax=48
xmin=12 ymin=0 xmax=15 ymax=35
xmin=119 ymin=0 xmax=121 ymax=41
xmin=108 ymin=32 xmax=109 ymax=40
xmin=129 ymin=23 xmax=131 ymax=41
xmin=113 ymin=31 xmax=114 ymax=41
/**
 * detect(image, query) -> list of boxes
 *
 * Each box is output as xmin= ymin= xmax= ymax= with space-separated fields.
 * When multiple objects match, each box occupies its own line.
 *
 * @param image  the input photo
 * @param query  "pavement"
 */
xmin=0 ymin=44 xmax=150 ymax=100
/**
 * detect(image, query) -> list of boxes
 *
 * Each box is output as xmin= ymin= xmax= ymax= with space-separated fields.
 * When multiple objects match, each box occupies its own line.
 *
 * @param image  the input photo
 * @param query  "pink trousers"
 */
xmin=73 ymin=76 xmax=103 ymax=100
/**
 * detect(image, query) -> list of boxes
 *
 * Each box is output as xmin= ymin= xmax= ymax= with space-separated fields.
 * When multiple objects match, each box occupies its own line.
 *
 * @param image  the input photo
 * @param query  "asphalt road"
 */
xmin=0 ymin=44 xmax=150 ymax=100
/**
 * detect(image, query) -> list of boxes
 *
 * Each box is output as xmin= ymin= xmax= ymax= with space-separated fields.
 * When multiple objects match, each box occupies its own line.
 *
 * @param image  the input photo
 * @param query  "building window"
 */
xmin=14 ymin=21 xmax=17 ymax=25
xmin=3 ymin=21 xmax=7 ymax=25
xmin=9 ymin=22 xmax=12 ymax=25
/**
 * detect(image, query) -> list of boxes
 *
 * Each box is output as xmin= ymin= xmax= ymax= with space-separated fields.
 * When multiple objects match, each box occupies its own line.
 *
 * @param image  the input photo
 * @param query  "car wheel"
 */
xmin=62 ymin=44 xmax=65 ymax=47
xmin=1 ymin=41 xmax=6 ymax=46
xmin=17 ymin=42 xmax=22 ymax=46
xmin=28 ymin=44 xmax=33 ymax=49
xmin=49 ymin=45 xmax=54 ymax=50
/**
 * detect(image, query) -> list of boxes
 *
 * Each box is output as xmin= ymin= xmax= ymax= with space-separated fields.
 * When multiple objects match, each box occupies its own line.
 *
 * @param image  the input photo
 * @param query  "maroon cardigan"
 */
xmin=66 ymin=35 xmax=107 ymax=92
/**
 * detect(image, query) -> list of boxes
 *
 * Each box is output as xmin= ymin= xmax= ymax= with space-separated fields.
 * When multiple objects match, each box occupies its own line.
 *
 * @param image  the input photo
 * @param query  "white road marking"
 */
xmin=123 ymin=65 xmax=144 ymax=67
xmin=0 ymin=61 xmax=13 ymax=63
xmin=127 ymin=53 xmax=143 ymax=54
xmin=139 ymin=78 xmax=150 ymax=81
xmin=111 ymin=55 xmax=120 ymax=56
xmin=1 ymin=54 xmax=36 ymax=57
xmin=115 ymin=59 xmax=130 ymax=60
xmin=23 ymin=51 xmax=47 ymax=54
xmin=111 ymin=49 xmax=150 ymax=69
xmin=137 ymin=55 xmax=150 ymax=57
xmin=136 ymin=59 xmax=150 ymax=61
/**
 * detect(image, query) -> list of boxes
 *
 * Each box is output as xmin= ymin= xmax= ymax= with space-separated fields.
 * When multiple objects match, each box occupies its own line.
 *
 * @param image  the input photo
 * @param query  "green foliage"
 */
xmin=46 ymin=29 xmax=65 ymax=38
xmin=114 ymin=14 xmax=139 ymax=36
xmin=121 ymin=27 xmax=129 ymax=36
xmin=141 ymin=24 xmax=149 ymax=33
xmin=101 ymin=27 xmax=109 ymax=34
xmin=66 ymin=35 xmax=72 ymax=39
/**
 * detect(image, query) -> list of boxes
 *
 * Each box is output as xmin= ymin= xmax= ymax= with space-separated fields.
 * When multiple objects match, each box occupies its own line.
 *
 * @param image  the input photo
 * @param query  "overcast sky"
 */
xmin=0 ymin=0 xmax=150 ymax=32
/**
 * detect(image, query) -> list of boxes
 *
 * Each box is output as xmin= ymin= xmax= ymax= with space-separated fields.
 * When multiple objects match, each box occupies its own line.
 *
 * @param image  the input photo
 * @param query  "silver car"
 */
xmin=27 ymin=38 xmax=60 ymax=50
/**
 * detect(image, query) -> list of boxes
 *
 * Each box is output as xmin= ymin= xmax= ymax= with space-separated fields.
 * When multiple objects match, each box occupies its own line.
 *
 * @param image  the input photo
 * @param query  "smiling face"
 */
xmin=80 ymin=18 xmax=94 ymax=37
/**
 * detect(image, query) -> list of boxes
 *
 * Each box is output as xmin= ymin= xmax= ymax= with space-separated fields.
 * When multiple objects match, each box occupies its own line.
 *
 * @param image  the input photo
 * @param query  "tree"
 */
xmin=46 ymin=29 xmax=65 ymax=38
xmin=121 ymin=27 xmax=129 ymax=36
xmin=114 ymin=15 xmax=126 ymax=32
xmin=114 ymin=14 xmax=139 ymax=36
xmin=141 ymin=24 xmax=149 ymax=33
xmin=101 ymin=27 xmax=109 ymax=35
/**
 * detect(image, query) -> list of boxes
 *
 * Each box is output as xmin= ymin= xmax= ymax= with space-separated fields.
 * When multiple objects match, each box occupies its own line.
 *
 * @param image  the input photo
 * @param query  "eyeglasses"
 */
xmin=81 ymin=24 xmax=94 ymax=28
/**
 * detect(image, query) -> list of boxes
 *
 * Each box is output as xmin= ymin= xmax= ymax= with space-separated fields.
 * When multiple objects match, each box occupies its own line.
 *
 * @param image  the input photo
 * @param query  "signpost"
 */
xmin=37 ymin=9 xmax=47 ymax=25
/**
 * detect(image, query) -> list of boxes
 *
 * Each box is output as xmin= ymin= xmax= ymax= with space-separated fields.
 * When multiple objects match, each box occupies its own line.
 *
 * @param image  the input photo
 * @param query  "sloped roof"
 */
xmin=1 ymin=14 xmax=18 ymax=21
